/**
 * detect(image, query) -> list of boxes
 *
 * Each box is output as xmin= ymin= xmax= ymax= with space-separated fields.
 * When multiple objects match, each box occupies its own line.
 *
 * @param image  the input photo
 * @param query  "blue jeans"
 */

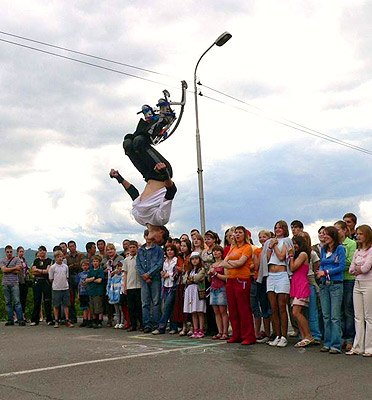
xmin=342 ymin=280 xmax=355 ymax=344
xmin=140 ymin=279 xmax=162 ymax=329
xmin=3 ymin=285 xmax=24 ymax=323
xmin=309 ymin=284 xmax=322 ymax=341
xmin=256 ymin=278 xmax=271 ymax=319
xmin=319 ymin=283 xmax=343 ymax=351
xmin=158 ymin=287 xmax=177 ymax=331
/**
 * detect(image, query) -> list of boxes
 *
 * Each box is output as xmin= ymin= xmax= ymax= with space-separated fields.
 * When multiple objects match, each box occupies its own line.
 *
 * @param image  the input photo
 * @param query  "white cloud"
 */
xmin=0 ymin=0 xmax=371 ymax=250
xmin=359 ymin=200 xmax=372 ymax=223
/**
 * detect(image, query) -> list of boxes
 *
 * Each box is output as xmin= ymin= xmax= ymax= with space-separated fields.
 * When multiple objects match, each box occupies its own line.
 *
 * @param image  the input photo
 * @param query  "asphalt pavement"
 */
xmin=0 ymin=321 xmax=371 ymax=400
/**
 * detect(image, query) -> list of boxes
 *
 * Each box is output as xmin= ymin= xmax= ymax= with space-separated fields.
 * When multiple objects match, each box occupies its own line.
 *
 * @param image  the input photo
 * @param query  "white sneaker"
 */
xmin=114 ymin=324 xmax=120 ymax=329
xmin=268 ymin=336 xmax=280 ymax=346
xmin=277 ymin=336 xmax=288 ymax=347
xmin=118 ymin=324 xmax=124 ymax=329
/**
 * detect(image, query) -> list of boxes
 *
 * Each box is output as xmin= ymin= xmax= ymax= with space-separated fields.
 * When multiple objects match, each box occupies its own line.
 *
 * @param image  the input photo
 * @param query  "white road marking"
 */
xmin=0 ymin=342 xmax=226 ymax=378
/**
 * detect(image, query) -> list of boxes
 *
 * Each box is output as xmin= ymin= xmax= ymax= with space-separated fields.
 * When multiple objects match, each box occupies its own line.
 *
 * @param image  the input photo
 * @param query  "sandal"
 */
xmin=179 ymin=329 xmax=187 ymax=336
xmin=220 ymin=334 xmax=229 ymax=340
xmin=294 ymin=338 xmax=313 ymax=348
xmin=212 ymin=333 xmax=222 ymax=340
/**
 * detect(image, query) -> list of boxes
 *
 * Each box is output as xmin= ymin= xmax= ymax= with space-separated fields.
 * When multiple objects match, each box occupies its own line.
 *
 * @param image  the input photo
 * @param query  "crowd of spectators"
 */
xmin=2 ymin=212 xmax=372 ymax=356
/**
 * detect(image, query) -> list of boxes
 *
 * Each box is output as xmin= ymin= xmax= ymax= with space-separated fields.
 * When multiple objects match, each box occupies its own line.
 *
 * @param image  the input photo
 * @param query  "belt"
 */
xmin=35 ymin=278 xmax=48 ymax=282
xmin=228 ymin=277 xmax=250 ymax=282
xmin=321 ymin=280 xmax=343 ymax=286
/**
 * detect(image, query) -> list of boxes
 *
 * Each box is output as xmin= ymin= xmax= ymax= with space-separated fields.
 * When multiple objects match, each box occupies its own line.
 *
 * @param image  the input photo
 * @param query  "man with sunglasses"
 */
xmin=1 ymin=245 xmax=25 ymax=326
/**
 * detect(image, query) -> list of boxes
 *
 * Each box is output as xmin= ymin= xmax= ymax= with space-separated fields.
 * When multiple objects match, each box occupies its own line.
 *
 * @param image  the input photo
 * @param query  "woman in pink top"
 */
xmin=208 ymin=245 xmax=229 ymax=340
xmin=347 ymin=224 xmax=372 ymax=356
xmin=288 ymin=235 xmax=313 ymax=347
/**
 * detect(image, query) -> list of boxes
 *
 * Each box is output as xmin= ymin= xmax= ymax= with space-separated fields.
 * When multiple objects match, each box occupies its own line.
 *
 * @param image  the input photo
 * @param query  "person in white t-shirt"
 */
xmin=109 ymin=159 xmax=176 ymax=245
xmin=49 ymin=250 xmax=73 ymax=328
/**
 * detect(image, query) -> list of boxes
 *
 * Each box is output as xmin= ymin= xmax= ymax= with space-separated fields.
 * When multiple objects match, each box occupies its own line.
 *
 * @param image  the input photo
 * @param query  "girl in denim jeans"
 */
xmin=152 ymin=244 xmax=180 ymax=335
xmin=316 ymin=226 xmax=346 ymax=354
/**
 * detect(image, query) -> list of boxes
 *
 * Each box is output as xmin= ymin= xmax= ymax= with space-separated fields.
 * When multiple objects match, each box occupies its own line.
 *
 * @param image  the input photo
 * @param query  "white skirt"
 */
xmin=183 ymin=284 xmax=206 ymax=313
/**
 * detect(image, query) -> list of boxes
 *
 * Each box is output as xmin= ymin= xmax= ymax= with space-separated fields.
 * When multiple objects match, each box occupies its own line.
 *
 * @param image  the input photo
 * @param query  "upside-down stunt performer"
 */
xmin=110 ymin=81 xmax=187 ymax=246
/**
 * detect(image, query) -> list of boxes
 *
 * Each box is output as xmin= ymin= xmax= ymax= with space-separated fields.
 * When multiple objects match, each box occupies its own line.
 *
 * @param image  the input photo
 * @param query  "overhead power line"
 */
xmin=0 ymin=37 xmax=182 ymax=90
xmin=200 ymin=83 xmax=372 ymax=157
xmin=1 ymin=32 xmax=371 ymax=156
xmin=0 ymin=30 xmax=175 ymax=79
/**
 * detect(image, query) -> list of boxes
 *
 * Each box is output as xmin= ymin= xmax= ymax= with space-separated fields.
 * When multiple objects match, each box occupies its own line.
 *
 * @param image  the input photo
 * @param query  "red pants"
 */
xmin=226 ymin=278 xmax=256 ymax=343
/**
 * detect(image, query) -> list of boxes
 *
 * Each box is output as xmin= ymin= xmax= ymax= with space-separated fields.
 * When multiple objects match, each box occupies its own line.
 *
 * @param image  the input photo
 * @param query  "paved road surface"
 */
xmin=0 ymin=322 xmax=370 ymax=400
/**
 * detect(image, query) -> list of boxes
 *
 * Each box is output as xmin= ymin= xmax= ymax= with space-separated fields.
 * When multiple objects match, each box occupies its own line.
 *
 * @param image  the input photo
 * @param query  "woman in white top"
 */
xmin=266 ymin=220 xmax=293 ymax=348
xmin=347 ymin=225 xmax=372 ymax=356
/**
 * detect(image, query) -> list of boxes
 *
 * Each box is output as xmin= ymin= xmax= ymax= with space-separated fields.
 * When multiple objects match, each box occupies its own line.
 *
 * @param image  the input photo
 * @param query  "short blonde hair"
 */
xmin=54 ymin=250 xmax=63 ymax=258
xmin=258 ymin=230 xmax=271 ymax=238
xmin=80 ymin=258 xmax=90 ymax=267
xmin=106 ymin=243 xmax=116 ymax=251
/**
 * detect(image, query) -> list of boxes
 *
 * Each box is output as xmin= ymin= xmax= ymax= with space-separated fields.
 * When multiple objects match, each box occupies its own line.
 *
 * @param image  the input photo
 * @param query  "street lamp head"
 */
xmin=215 ymin=31 xmax=232 ymax=47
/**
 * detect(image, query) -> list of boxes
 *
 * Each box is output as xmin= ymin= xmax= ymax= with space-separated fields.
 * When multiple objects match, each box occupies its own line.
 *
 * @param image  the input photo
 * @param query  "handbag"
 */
xmin=197 ymin=280 xmax=206 ymax=300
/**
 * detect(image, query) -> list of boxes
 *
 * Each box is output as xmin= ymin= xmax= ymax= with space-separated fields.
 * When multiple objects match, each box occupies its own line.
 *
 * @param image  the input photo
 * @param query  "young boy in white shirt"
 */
xmin=49 ymin=250 xmax=73 ymax=328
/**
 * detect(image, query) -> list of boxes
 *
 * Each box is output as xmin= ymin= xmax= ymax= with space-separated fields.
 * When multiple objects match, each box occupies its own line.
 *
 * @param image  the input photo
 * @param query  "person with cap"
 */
xmin=183 ymin=251 xmax=207 ymax=338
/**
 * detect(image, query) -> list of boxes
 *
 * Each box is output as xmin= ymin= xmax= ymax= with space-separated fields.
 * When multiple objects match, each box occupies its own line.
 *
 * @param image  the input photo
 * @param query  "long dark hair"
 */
xmin=189 ymin=254 xmax=203 ymax=272
xmin=292 ymin=235 xmax=311 ymax=260
xmin=323 ymin=226 xmax=341 ymax=253
xmin=205 ymin=230 xmax=221 ymax=245
xmin=181 ymin=239 xmax=192 ymax=257
xmin=165 ymin=243 xmax=178 ymax=258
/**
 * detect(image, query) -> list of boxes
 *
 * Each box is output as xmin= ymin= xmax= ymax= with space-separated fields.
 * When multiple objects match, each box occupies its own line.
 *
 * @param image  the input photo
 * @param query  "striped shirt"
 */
xmin=1 ymin=256 xmax=21 ymax=286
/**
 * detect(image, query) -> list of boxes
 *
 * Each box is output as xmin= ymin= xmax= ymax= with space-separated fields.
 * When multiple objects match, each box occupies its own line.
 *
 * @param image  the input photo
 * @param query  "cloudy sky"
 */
xmin=1 ymin=0 xmax=371 ymax=251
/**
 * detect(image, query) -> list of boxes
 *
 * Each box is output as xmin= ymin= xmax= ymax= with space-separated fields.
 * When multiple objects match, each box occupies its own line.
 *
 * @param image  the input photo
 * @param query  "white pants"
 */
xmin=352 ymin=280 xmax=372 ymax=354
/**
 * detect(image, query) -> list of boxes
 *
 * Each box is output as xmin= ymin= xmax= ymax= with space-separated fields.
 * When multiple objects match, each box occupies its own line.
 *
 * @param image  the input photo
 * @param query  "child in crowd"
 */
xmin=174 ymin=239 xmax=191 ymax=336
xmin=183 ymin=252 xmax=206 ymax=338
xmin=153 ymin=244 xmax=180 ymax=334
xmin=208 ymin=245 xmax=229 ymax=340
xmin=300 ymin=232 xmax=322 ymax=344
xmin=107 ymin=260 xmax=124 ymax=329
xmin=49 ymin=250 xmax=73 ymax=328
xmin=105 ymin=243 xmax=128 ymax=328
xmin=86 ymin=255 xmax=105 ymax=329
xmin=252 ymin=230 xmax=272 ymax=342
xmin=202 ymin=230 xmax=220 ymax=337
xmin=123 ymin=241 xmax=142 ymax=331
xmin=288 ymin=236 xmax=313 ymax=347
xmin=77 ymin=259 xmax=91 ymax=327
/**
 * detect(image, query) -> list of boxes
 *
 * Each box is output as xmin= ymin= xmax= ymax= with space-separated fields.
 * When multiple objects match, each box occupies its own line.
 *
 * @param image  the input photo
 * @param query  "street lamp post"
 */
xmin=193 ymin=31 xmax=232 ymax=235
